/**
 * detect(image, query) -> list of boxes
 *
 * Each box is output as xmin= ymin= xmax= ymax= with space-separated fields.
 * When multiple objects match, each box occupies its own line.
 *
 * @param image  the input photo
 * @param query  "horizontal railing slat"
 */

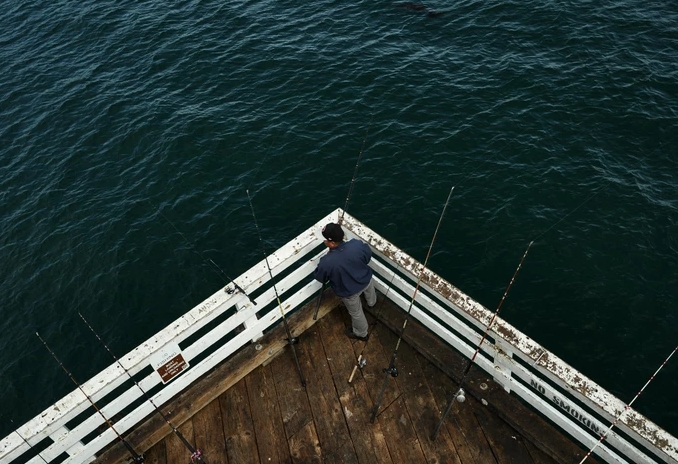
xmin=369 ymin=260 xmax=652 ymax=464
xmin=4 ymin=208 xmax=676 ymax=464
xmin=342 ymin=212 xmax=677 ymax=464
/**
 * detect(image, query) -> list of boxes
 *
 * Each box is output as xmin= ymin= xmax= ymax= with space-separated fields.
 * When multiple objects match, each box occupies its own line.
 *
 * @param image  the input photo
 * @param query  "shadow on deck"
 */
xmin=96 ymin=292 xmax=598 ymax=464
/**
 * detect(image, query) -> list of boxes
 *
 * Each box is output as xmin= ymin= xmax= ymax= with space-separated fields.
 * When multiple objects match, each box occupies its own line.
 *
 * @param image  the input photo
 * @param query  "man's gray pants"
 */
xmin=341 ymin=278 xmax=377 ymax=338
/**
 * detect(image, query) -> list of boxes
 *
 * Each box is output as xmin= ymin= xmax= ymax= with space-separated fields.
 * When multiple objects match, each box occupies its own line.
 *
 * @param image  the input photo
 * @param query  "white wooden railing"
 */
xmin=1 ymin=209 xmax=676 ymax=464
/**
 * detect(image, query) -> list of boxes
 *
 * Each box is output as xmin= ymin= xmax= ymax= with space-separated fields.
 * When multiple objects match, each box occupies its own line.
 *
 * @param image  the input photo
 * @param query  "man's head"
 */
xmin=322 ymin=223 xmax=344 ymax=248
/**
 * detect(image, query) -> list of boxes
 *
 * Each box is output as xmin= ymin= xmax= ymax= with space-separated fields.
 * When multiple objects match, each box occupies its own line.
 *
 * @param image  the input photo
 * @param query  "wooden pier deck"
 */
xmin=97 ymin=293 xmax=598 ymax=464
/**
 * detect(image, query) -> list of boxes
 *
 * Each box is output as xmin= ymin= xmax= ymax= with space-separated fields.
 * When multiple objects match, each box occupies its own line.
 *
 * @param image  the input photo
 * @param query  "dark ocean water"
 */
xmin=1 ymin=0 xmax=676 ymax=442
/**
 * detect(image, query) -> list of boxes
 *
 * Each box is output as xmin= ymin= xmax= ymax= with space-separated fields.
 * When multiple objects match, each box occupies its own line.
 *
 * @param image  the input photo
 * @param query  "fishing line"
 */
xmin=10 ymin=419 xmax=49 ymax=464
xmin=429 ymin=133 xmax=678 ymax=440
xmin=451 ymin=122 xmax=678 ymax=252
xmin=313 ymin=114 xmax=374 ymax=321
xmin=340 ymin=113 xmax=373 ymax=225
xmin=77 ymin=312 xmax=205 ymax=464
xmin=579 ymin=344 xmax=678 ymax=464
xmin=430 ymin=241 xmax=533 ymax=440
xmin=247 ymin=135 xmax=278 ymax=192
xmin=428 ymin=161 xmax=612 ymax=440
xmin=369 ymin=185 xmax=454 ymax=423
xmin=36 ymin=332 xmax=145 ymax=463
xmin=148 ymin=200 xmax=256 ymax=305
xmin=440 ymin=106 xmax=555 ymax=195
xmin=246 ymin=189 xmax=306 ymax=387
xmin=525 ymin=130 xmax=678 ymax=246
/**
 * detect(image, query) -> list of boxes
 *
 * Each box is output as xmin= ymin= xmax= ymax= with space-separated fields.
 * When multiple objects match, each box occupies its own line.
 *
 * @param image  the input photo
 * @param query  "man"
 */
xmin=313 ymin=222 xmax=376 ymax=341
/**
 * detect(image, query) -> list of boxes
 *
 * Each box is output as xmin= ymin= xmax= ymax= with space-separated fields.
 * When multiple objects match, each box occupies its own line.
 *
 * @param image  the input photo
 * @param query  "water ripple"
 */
xmin=0 ymin=0 xmax=677 ymax=439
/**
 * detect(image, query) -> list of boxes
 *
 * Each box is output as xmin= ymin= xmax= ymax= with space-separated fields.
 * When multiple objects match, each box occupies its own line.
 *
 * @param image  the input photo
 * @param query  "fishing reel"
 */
xmin=189 ymin=448 xmax=204 ymax=463
xmin=383 ymin=366 xmax=398 ymax=377
xmin=224 ymin=283 xmax=257 ymax=305
xmin=358 ymin=357 xmax=367 ymax=369
xmin=286 ymin=337 xmax=299 ymax=345
xmin=454 ymin=388 xmax=466 ymax=403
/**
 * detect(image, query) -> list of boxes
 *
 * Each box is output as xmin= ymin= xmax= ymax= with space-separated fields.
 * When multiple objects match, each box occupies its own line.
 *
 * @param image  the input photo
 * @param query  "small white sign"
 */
xmin=150 ymin=342 xmax=189 ymax=384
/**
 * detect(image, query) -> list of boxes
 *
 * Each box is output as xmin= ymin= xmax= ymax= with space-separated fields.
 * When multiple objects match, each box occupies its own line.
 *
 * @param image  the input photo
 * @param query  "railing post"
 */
xmin=493 ymin=338 xmax=514 ymax=393
xmin=238 ymin=300 xmax=263 ymax=342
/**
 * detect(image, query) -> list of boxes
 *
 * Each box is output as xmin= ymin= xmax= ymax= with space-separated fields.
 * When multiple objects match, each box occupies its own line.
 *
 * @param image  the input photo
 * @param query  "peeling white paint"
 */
xmin=2 ymin=209 xmax=675 ymax=464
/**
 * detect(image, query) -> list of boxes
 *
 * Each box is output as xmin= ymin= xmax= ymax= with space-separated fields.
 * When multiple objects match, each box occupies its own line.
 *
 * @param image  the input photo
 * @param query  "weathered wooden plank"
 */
xmin=450 ymin=394 xmax=501 ymax=464
xmin=367 ymin=301 xmax=600 ymax=464
xmin=165 ymin=420 xmax=195 ymax=464
xmin=246 ymin=364 xmax=291 ymax=464
xmin=523 ymin=439 xmax=560 ymax=464
xmin=301 ymin=318 xmax=359 ymax=464
xmin=474 ymin=405 xmax=535 ymax=464
xmin=336 ymin=309 xmax=401 ymax=417
xmin=219 ymin=378 xmax=260 ymax=464
xmin=421 ymin=361 xmax=487 ymax=464
xmin=376 ymin=323 xmax=462 ymax=464
xmin=373 ymin=396 xmax=427 ymax=464
xmin=288 ymin=420 xmax=322 ymax=464
xmin=94 ymin=292 xmax=340 ymax=464
xmin=316 ymin=310 xmax=394 ymax=464
xmin=192 ymin=400 xmax=227 ymax=464
xmin=96 ymin=291 xmax=607 ymax=464
xmin=142 ymin=439 xmax=166 ymax=464
xmin=269 ymin=341 xmax=313 ymax=440
xmin=359 ymin=319 xmax=428 ymax=462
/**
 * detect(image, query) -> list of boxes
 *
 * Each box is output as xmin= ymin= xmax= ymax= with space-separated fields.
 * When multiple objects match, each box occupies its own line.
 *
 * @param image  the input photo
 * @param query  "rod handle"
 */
xmin=348 ymin=365 xmax=358 ymax=383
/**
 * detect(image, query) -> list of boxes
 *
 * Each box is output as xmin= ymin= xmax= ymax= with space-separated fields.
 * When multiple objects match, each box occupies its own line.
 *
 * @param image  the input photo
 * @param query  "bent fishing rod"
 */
xmin=370 ymin=185 xmax=454 ymax=423
xmin=314 ymin=115 xmax=373 ymax=321
xmin=246 ymin=189 xmax=306 ymax=387
xmin=430 ymin=240 xmax=533 ymax=440
xmin=148 ymin=200 xmax=256 ymax=305
xmin=77 ymin=312 xmax=206 ymax=464
xmin=36 ymin=332 xmax=145 ymax=463
xmin=579 ymin=344 xmax=678 ymax=464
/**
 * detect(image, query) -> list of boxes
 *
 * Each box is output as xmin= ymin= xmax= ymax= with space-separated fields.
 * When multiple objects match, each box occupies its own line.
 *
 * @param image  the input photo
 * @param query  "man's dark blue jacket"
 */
xmin=313 ymin=239 xmax=373 ymax=297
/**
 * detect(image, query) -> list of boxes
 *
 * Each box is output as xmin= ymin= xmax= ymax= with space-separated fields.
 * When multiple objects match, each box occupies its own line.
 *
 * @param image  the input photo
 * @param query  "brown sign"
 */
xmin=156 ymin=353 xmax=189 ymax=384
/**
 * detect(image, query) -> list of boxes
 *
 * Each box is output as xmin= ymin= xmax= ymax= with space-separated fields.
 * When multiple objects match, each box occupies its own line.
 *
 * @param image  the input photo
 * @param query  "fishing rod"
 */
xmin=313 ymin=115 xmax=373 ymax=321
xmin=579 ymin=344 xmax=678 ymax=464
xmin=148 ymin=200 xmax=256 ymax=305
xmin=10 ymin=419 xmax=48 ymax=464
xmin=36 ymin=332 xmax=145 ymax=463
xmin=430 ymin=241 xmax=533 ymax=440
xmin=369 ymin=185 xmax=454 ymax=423
xmin=246 ymin=189 xmax=306 ymax=387
xmin=77 ymin=312 xmax=206 ymax=464
xmin=428 ymin=142 xmax=674 ymax=440
xmin=347 ymin=267 xmax=399 ymax=384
